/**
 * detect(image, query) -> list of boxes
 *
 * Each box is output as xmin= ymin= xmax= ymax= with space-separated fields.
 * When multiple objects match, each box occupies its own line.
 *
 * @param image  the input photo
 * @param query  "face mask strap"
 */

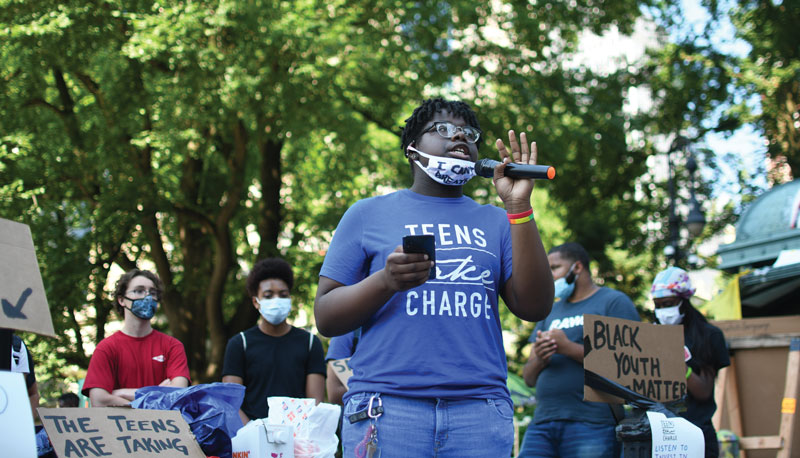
xmin=565 ymin=262 xmax=578 ymax=284
xmin=406 ymin=145 xmax=423 ymax=160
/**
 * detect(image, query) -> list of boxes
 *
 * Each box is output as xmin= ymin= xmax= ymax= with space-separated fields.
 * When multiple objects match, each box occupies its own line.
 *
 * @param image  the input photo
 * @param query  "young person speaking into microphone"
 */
xmin=315 ymin=98 xmax=554 ymax=457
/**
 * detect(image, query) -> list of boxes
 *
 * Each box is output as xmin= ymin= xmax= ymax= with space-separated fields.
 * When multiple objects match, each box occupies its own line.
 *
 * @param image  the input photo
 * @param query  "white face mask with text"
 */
xmin=407 ymin=146 xmax=476 ymax=186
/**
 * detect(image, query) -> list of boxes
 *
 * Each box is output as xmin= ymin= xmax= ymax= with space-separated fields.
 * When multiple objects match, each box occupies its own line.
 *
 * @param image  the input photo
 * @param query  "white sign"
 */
xmin=646 ymin=411 xmax=704 ymax=458
xmin=0 ymin=371 xmax=37 ymax=457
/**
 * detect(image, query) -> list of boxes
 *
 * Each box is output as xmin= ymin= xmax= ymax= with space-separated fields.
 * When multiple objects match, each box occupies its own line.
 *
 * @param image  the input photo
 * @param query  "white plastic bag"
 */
xmin=231 ymin=418 xmax=294 ymax=458
xmin=267 ymin=397 xmax=342 ymax=458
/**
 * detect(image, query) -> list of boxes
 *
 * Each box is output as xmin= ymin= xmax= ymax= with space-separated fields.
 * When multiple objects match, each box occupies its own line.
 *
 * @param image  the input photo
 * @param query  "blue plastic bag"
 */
xmin=131 ymin=382 xmax=245 ymax=458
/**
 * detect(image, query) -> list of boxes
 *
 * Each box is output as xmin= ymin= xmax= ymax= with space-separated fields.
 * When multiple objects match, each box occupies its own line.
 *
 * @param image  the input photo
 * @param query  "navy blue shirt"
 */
xmin=531 ymin=287 xmax=640 ymax=425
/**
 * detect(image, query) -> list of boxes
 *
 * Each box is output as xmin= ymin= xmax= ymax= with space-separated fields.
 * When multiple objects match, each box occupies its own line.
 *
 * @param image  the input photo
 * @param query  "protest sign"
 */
xmin=38 ymin=407 xmax=206 ymax=457
xmin=0 ymin=218 xmax=55 ymax=337
xmin=0 ymin=371 xmax=37 ymax=457
xmin=646 ymin=411 xmax=704 ymax=457
xmin=328 ymin=357 xmax=353 ymax=389
xmin=583 ymin=314 xmax=685 ymax=403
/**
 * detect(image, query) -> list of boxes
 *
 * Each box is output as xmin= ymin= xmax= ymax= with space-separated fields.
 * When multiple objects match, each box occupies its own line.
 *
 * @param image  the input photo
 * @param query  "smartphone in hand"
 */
xmin=402 ymin=234 xmax=436 ymax=279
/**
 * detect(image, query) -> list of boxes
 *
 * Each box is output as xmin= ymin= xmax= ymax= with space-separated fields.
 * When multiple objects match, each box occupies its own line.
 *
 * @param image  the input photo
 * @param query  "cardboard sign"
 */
xmin=583 ymin=314 xmax=685 ymax=403
xmin=647 ymin=411 xmax=704 ymax=457
xmin=328 ymin=358 xmax=353 ymax=389
xmin=0 ymin=371 xmax=37 ymax=457
xmin=38 ymin=407 xmax=206 ymax=457
xmin=0 ymin=218 xmax=55 ymax=337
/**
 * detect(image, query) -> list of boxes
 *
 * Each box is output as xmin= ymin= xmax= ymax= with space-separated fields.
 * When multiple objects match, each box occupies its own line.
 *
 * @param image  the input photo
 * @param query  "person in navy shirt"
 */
xmin=520 ymin=242 xmax=640 ymax=457
xmin=315 ymin=98 xmax=554 ymax=457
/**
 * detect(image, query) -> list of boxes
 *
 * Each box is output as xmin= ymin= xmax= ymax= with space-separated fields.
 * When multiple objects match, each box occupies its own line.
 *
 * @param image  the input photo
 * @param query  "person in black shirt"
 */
xmin=222 ymin=258 xmax=326 ymax=424
xmin=651 ymin=266 xmax=730 ymax=458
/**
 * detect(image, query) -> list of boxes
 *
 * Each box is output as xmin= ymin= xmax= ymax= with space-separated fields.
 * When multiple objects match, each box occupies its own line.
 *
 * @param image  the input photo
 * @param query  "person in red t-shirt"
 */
xmin=82 ymin=268 xmax=190 ymax=406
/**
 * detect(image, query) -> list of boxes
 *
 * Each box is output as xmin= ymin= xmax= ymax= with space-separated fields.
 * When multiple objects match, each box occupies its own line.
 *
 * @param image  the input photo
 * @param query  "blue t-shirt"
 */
xmin=326 ymin=332 xmax=356 ymax=361
xmin=320 ymin=189 xmax=513 ymax=403
xmin=530 ymin=287 xmax=640 ymax=425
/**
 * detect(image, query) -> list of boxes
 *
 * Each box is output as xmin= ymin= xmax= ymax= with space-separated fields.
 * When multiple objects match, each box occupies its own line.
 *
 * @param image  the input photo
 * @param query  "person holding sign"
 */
xmin=222 ymin=257 xmax=326 ymax=425
xmin=325 ymin=331 xmax=357 ymax=406
xmin=651 ymin=266 xmax=730 ymax=458
xmin=519 ymin=242 xmax=640 ymax=458
xmin=82 ymin=269 xmax=190 ymax=406
xmin=315 ymin=98 xmax=554 ymax=457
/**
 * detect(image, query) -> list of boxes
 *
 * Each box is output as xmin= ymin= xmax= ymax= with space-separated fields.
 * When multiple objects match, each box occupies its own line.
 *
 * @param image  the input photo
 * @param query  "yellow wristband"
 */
xmin=685 ymin=367 xmax=693 ymax=380
xmin=509 ymin=214 xmax=534 ymax=224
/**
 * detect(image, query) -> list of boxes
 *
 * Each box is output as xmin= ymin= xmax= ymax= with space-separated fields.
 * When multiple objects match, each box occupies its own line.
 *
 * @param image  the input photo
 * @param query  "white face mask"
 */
xmin=407 ymin=146 xmax=476 ymax=186
xmin=258 ymin=297 xmax=292 ymax=325
xmin=655 ymin=305 xmax=684 ymax=325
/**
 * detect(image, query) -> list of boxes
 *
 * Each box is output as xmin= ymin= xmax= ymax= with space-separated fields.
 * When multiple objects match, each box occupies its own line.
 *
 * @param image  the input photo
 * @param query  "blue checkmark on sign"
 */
xmin=2 ymin=288 xmax=32 ymax=319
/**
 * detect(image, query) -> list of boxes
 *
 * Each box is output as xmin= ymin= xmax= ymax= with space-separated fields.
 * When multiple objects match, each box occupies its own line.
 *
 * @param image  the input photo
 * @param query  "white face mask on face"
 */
xmin=407 ymin=146 xmax=476 ymax=186
xmin=258 ymin=297 xmax=292 ymax=325
xmin=655 ymin=304 xmax=684 ymax=325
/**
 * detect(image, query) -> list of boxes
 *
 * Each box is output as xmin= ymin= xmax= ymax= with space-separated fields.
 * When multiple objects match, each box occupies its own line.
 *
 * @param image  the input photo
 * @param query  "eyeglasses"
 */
xmin=125 ymin=288 xmax=161 ymax=300
xmin=421 ymin=122 xmax=481 ymax=144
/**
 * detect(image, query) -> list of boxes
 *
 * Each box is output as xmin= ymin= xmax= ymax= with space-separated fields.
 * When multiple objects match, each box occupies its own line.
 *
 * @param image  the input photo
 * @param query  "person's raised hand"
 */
xmin=493 ymin=130 xmax=537 ymax=213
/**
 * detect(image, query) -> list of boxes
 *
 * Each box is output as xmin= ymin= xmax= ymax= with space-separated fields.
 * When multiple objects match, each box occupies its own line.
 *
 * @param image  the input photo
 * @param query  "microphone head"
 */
xmin=474 ymin=158 xmax=499 ymax=178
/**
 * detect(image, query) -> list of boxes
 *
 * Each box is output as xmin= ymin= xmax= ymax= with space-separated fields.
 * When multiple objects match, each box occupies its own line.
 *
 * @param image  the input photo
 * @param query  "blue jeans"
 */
xmin=518 ymin=420 xmax=619 ymax=458
xmin=342 ymin=392 xmax=514 ymax=457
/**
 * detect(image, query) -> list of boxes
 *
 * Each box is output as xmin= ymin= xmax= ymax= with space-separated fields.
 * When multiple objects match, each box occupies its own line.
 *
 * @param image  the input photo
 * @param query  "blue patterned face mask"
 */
xmin=553 ymin=263 xmax=578 ymax=303
xmin=127 ymin=295 xmax=158 ymax=320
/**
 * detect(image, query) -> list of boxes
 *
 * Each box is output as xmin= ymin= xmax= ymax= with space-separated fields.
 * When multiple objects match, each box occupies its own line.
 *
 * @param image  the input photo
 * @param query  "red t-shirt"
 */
xmin=82 ymin=330 xmax=191 ymax=395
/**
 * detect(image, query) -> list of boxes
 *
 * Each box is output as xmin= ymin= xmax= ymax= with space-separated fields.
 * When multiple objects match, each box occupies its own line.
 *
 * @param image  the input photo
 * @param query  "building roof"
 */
xmin=717 ymin=179 xmax=800 ymax=271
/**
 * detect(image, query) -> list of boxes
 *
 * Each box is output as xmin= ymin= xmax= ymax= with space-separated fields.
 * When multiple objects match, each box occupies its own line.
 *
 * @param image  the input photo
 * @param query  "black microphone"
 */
xmin=474 ymin=159 xmax=556 ymax=180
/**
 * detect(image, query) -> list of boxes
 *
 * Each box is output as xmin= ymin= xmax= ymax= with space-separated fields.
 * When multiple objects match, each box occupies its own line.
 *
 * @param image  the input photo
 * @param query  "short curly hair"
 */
xmin=548 ymin=242 xmax=591 ymax=271
xmin=113 ymin=269 xmax=164 ymax=317
xmin=400 ymin=98 xmax=481 ymax=154
xmin=246 ymin=257 xmax=294 ymax=297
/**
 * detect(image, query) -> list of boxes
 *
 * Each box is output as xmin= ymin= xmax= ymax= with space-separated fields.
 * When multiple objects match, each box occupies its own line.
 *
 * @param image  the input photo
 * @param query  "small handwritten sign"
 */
xmin=38 ymin=407 xmax=206 ymax=457
xmin=328 ymin=358 xmax=353 ymax=389
xmin=583 ymin=314 xmax=686 ymax=403
xmin=647 ymin=411 xmax=704 ymax=457
xmin=0 ymin=218 xmax=55 ymax=336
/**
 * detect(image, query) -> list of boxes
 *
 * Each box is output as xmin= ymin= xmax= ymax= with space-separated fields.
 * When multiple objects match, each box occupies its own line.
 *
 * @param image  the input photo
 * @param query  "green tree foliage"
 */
xmin=731 ymin=1 xmax=800 ymax=175
xmin=1 ymin=0 xmax=653 ymax=395
xmin=629 ymin=0 xmax=796 ymax=276
xmin=641 ymin=0 xmax=798 ymax=177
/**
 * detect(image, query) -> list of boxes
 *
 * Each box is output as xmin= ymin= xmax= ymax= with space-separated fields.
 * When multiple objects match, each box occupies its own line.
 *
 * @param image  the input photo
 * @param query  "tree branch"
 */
xmin=23 ymin=98 xmax=65 ymax=117
xmin=203 ymin=118 xmax=249 ymax=379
